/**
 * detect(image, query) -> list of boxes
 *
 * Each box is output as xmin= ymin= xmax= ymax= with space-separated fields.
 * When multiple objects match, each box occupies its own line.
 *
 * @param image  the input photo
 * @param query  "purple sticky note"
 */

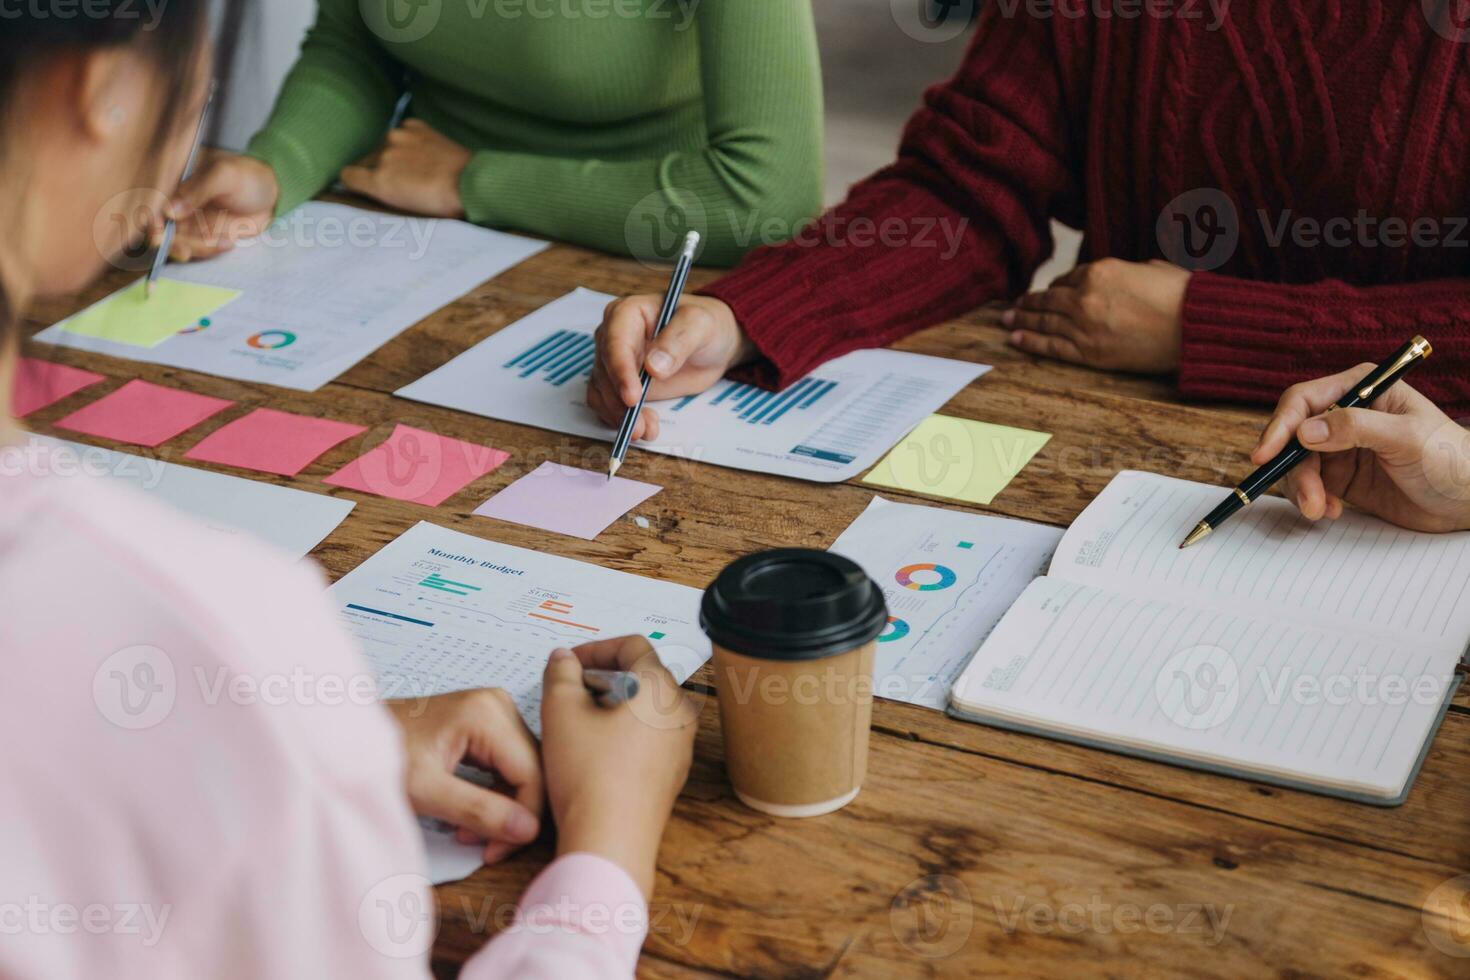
xmin=11 ymin=357 xmax=105 ymax=417
xmin=185 ymin=408 xmax=368 ymax=477
xmin=55 ymin=379 xmax=233 ymax=447
xmin=324 ymin=423 xmax=510 ymax=506
xmin=474 ymin=461 xmax=661 ymax=540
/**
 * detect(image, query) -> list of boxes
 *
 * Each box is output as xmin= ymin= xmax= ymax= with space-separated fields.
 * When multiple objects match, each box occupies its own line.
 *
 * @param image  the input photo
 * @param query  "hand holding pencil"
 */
xmin=607 ymin=231 xmax=701 ymax=477
xmin=147 ymin=80 xmax=216 ymax=297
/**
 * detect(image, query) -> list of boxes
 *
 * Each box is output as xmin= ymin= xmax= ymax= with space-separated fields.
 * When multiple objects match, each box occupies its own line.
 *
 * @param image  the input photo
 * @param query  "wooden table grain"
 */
xmin=20 ymin=238 xmax=1470 ymax=979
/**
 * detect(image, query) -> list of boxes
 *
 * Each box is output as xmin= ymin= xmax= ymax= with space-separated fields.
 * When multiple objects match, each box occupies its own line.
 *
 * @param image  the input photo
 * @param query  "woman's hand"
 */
xmin=540 ymin=638 xmax=698 ymax=899
xmin=340 ymin=120 xmax=472 ymax=219
xmin=165 ymin=153 xmax=280 ymax=261
xmin=386 ymin=689 xmax=544 ymax=865
xmin=1254 ymin=369 xmax=1470 ymax=532
xmin=1005 ymin=258 xmax=1190 ymax=373
xmin=587 ymin=294 xmax=755 ymax=441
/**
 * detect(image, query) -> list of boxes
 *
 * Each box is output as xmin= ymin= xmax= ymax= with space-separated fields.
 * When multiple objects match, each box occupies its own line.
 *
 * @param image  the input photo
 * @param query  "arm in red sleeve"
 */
xmin=701 ymin=9 xmax=1083 ymax=389
xmin=1180 ymin=272 xmax=1470 ymax=415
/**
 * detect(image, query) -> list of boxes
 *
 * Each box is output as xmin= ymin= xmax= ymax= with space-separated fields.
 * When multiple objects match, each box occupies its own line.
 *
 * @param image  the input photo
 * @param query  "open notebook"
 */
xmin=949 ymin=471 xmax=1470 ymax=804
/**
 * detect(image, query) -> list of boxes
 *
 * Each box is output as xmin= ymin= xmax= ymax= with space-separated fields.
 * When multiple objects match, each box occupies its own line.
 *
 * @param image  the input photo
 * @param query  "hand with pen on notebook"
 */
xmin=1254 ymin=367 xmax=1470 ymax=532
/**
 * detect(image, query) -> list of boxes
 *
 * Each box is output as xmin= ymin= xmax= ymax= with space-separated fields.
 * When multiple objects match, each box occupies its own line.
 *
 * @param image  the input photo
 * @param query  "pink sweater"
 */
xmin=0 ymin=440 xmax=644 ymax=979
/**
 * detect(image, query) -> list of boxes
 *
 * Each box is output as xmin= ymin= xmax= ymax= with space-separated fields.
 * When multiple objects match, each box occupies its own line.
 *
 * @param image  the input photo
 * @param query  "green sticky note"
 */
xmin=862 ymin=415 xmax=1052 ymax=506
xmin=60 ymin=279 xmax=242 ymax=348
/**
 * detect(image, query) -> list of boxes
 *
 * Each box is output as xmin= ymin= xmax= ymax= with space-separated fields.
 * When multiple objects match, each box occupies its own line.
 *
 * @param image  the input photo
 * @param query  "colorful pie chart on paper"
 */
xmin=895 ymin=563 xmax=957 ymax=592
xmin=247 ymin=330 xmax=297 ymax=350
xmin=878 ymin=617 xmax=911 ymax=643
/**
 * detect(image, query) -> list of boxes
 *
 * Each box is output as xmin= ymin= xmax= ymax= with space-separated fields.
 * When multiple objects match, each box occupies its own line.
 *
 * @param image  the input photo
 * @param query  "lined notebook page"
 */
xmin=1052 ymin=472 xmax=1470 ymax=643
xmin=952 ymin=579 xmax=1460 ymax=798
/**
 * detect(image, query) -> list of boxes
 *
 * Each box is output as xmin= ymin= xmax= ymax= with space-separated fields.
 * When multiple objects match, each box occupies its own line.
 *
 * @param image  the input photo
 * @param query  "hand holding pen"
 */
xmin=1246 ymin=363 xmax=1470 ymax=534
xmin=607 ymin=231 xmax=700 ymax=478
xmin=1181 ymin=337 xmax=1442 ymax=546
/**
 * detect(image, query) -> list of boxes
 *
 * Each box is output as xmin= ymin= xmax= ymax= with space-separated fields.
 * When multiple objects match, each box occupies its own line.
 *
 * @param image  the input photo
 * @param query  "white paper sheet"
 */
xmin=828 ymin=496 xmax=1062 ymax=710
xmin=395 ymin=288 xmax=989 ymax=483
xmin=328 ymin=521 xmax=712 ymax=881
xmin=34 ymin=203 xmax=547 ymax=391
xmin=30 ymin=435 xmax=353 ymax=558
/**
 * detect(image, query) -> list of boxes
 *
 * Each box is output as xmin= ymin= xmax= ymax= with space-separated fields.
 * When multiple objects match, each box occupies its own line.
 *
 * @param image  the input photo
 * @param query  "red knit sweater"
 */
xmin=703 ymin=2 xmax=1470 ymax=415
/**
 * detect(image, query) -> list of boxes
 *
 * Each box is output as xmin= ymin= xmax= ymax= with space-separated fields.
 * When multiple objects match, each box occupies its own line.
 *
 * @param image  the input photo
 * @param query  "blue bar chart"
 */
xmin=502 ymin=328 xmax=596 ymax=386
xmin=671 ymin=377 xmax=838 ymax=424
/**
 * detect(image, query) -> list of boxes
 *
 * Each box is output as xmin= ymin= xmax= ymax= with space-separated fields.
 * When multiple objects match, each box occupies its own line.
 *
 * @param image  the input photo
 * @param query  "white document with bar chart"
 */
xmin=949 ymin=471 xmax=1470 ymax=804
xmin=395 ymin=288 xmax=988 ymax=482
xmin=329 ymin=521 xmax=711 ymax=881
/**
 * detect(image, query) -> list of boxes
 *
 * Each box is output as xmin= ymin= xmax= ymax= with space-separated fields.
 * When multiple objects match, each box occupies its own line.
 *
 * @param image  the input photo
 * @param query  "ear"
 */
xmin=69 ymin=46 xmax=148 ymax=145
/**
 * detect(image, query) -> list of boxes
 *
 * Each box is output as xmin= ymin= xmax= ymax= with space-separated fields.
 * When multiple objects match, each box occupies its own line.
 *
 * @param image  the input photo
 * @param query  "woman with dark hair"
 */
xmin=0 ymin=7 xmax=693 ymax=977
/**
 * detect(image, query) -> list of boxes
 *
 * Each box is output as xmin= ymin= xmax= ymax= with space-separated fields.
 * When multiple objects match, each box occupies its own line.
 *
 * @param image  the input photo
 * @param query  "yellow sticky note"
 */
xmin=862 ymin=415 xmax=1052 ymax=506
xmin=60 ymin=279 xmax=242 ymax=348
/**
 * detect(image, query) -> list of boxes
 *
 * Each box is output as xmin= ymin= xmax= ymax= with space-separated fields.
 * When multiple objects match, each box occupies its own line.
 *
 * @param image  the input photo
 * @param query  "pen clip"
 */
xmin=1357 ymin=336 xmax=1432 ymax=400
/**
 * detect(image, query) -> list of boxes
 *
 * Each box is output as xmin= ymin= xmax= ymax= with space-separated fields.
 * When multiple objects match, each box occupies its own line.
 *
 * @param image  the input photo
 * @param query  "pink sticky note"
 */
xmin=324 ymin=423 xmax=510 ymax=506
xmin=474 ymin=461 xmax=661 ymax=540
xmin=11 ymin=357 xmax=105 ymax=417
xmin=185 ymin=408 xmax=368 ymax=477
xmin=55 ymin=379 xmax=233 ymax=447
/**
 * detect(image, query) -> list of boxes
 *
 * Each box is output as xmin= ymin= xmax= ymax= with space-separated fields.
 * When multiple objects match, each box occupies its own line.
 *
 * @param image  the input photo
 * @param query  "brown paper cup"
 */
xmin=713 ymin=640 xmax=876 ymax=817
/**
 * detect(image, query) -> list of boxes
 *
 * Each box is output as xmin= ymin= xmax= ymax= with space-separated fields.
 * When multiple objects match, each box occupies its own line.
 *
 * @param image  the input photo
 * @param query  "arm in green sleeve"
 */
xmin=458 ymin=3 xmax=825 ymax=267
xmin=245 ymin=0 xmax=406 ymax=217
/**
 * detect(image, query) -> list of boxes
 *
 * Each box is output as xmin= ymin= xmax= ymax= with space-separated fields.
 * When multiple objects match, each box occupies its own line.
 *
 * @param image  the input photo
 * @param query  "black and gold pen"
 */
xmin=1179 ymin=335 xmax=1433 ymax=549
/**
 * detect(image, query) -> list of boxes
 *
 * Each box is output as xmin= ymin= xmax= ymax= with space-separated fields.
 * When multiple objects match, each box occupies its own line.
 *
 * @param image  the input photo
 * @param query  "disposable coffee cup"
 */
xmin=700 ymin=549 xmax=887 ymax=818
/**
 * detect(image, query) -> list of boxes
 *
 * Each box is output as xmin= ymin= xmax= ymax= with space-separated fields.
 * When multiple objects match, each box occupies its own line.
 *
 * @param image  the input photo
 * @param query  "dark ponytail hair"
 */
xmin=0 ymin=1 xmax=241 ymax=337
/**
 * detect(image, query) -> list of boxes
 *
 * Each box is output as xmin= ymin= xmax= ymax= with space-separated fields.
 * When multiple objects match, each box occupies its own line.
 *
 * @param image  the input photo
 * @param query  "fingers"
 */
xmin=1050 ymin=264 xmax=1088 ymax=289
xmin=1008 ymin=328 xmax=1086 ymax=364
xmin=169 ymin=159 xmax=237 ymax=219
xmin=1006 ymin=289 xmax=1081 ymax=340
xmin=597 ymin=298 xmax=657 ymax=407
xmin=412 ymin=769 xmax=540 ymax=857
xmin=1284 ymin=453 xmax=1328 ymax=520
xmin=645 ymin=307 xmax=716 ymax=383
xmin=573 ymin=636 xmax=667 ymax=677
xmin=1296 ymin=406 xmax=1426 ymax=463
xmin=462 ymin=695 xmax=542 ymax=807
xmin=543 ymin=646 xmax=585 ymax=694
xmin=339 ymin=164 xmax=381 ymax=201
xmin=1014 ymin=287 xmax=1078 ymax=316
xmin=585 ymin=360 xmax=661 ymax=440
xmin=1252 ymin=365 xmax=1375 ymax=463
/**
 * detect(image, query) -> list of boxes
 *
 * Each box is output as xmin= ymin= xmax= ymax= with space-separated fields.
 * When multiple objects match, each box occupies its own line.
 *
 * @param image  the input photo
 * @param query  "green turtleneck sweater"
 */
xmin=245 ymin=0 xmax=824 ymax=266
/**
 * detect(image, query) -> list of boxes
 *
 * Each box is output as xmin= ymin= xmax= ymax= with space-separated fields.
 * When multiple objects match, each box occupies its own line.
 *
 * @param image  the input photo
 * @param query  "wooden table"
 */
xmin=21 ymin=238 xmax=1470 ymax=979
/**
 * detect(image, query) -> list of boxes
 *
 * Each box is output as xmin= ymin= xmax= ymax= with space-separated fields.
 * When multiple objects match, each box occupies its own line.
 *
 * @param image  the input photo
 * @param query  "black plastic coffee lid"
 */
xmin=700 ymin=549 xmax=888 ymax=661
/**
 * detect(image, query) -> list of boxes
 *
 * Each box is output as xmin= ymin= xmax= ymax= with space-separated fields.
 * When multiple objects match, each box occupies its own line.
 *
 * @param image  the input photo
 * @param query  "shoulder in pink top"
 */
xmin=0 ymin=441 xmax=643 ymax=979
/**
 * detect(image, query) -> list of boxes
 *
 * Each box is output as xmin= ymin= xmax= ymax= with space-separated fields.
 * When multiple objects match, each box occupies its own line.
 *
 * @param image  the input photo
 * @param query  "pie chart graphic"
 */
xmin=878 ymin=617 xmax=911 ymax=643
xmin=895 ymin=563 xmax=957 ymax=592
xmin=247 ymin=330 xmax=297 ymax=350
